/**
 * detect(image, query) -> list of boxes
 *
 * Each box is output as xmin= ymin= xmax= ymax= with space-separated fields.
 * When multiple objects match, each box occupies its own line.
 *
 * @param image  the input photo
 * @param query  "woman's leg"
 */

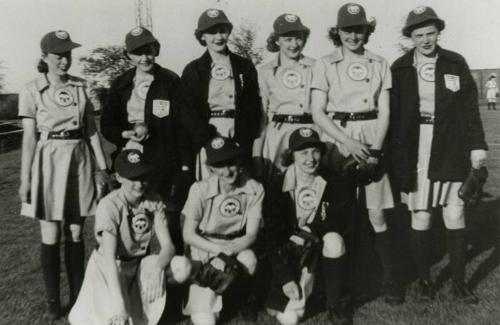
xmin=368 ymin=209 xmax=395 ymax=287
xmin=410 ymin=210 xmax=434 ymax=299
xmin=63 ymin=218 xmax=85 ymax=307
xmin=191 ymin=312 xmax=217 ymax=325
xmin=40 ymin=220 xmax=62 ymax=317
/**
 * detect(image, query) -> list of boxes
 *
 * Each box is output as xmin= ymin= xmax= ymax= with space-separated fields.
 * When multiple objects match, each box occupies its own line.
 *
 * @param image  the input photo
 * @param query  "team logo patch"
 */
xmin=219 ymin=197 xmax=241 ymax=217
xmin=131 ymin=27 xmax=144 ymax=36
xmin=419 ymin=63 xmax=435 ymax=82
xmin=211 ymin=64 xmax=230 ymax=81
xmin=127 ymin=152 xmax=141 ymax=163
xmin=211 ymin=137 xmax=225 ymax=149
xmin=444 ymin=74 xmax=460 ymax=92
xmin=347 ymin=62 xmax=368 ymax=81
xmin=347 ymin=4 xmax=360 ymax=15
xmin=135 ymin=80 xmax=151 ymax=100
xmin=152 ymin=99 xmax=170 ymax=118
xmin=207 ymin=9 xmax=220 ymax=18
xmin=131 ymin=212 xmax=150 ymax=235
xmin=54 ymin=88 xmax=74 ymax=107
xmin=413 ymin=6 xmax=427 ymax=14
xmin=282 ymin=70 xmax=302 ymax=89
xmin=299 ymin=127 xmax=313 ymax=138
xmin=297 ymin=188 xmax=317 ymax=210
xmin=285 ymin=14 xmax=298 ymax=23
xmin=55 ymin=30 xmax=69 ymax=40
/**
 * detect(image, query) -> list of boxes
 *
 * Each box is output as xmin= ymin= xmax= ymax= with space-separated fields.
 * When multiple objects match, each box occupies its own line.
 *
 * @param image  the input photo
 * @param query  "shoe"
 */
xmin=47 ymin=298 xmax=63 ymax=320
xmin=328 ymin=303 xmax=353 ymax=325
xmin=451 ymin=281 xmax=479 ymax=304
xmin=416 ymin=279 xmax=434 ymax=301
xmin=383 ymin=281 xmax=405 ymax=305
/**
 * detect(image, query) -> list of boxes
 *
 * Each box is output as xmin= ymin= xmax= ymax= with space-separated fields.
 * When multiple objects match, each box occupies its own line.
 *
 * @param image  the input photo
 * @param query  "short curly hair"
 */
xmin=328 ymin=25 xmax=375 ymax=47
xmin=194 ymin=23 xmax=233 ymax=46
xmin=280 ymin=143 xmax=325 ymax=168
xmin=266 ymin=30 xmax=310 ymax=53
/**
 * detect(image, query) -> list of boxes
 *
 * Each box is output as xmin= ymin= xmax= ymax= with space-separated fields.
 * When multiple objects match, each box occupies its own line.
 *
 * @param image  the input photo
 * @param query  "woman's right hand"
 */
xmin=107 ymin=312 xmax=130 ymax=325
xmin=343 ymin=138 xmax=370 ymax=161
xmin=18 ymin=180 xmax=30 ymax=203
xmin=282 ymin=281 xmax=301 ymax=301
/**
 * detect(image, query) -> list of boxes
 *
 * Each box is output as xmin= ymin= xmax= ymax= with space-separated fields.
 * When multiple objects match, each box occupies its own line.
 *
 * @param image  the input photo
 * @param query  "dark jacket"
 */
xmin=101 ymin=64 xmax=193 ymax=202
xmin=180 ymin=50 xmax=262 ymax=158
xmin=389 ymin=47 xmax=487 ymax=192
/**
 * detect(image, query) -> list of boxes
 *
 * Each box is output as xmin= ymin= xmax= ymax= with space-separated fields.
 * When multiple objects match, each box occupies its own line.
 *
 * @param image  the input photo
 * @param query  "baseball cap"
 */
xmin=336 ymin=3 xmax=373 ymax=29
xmin=195 ymin=9 xmax=233 ymax=36
xmin=114 ymin=149 xmax=152 ymax=180
xmin=273 ymin=13 xmax=310 ymax=36
xmin=125 ymin=26 xmax=160 ymax=54
xmin=205 ymin=136 xmax=241 ymax=166
xmin=402 ymin=6 xmax=445 ymax=37
xmin=40 ymin=30 xmax=81 ymax=54
xmin=289 ymin=127 xmax=323 ymax=151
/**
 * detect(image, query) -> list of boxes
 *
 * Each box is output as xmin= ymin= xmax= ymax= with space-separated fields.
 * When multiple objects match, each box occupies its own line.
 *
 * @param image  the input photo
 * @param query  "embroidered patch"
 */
xmin=211 ymin=137 xmax=225 ymax=149
xmin=413 ymin=6 xmax=427 ymax=14
xmin=219 ymin=197 xmax=241 ymax=217
xmin=131 ymin=27 xmax=144 ymax=36
xmin=299 ymin=127 xmax=313 ymax=137
xmin=419 ymin=63 xmax=435 ymax=82
xmin=54 ymin=88 xmax=74 ymax=107
xmin=285 ymin=14 xmax=298 ymax=23
xmin=55 ymin=30 xmax=69 ymax=40
xmin=298 ymin=188 xmax=317 ymax=210
xmin=347 ymin=4 xmax=360 ymax=15
xmin=211 ymin=64 xmax=231 ymax=81
xmin=207 ymin=9 xmax=220 ymax=18
xmin=347 ymin=62 xmax=368 ymax=81
xmin=131 ymin=212 xmax=150 ymax=234
xmin=127 ymin=152 xmax=141 ymax=163
xmin=153 ymin=100 xmax=170 ymax=118
xmin=282 ymin=69 xmax=302 ymax=89
xmin=135 ymin=80 xmax=151 ymax=100
xmin=445 ymin=74 xmax=460 ymax=92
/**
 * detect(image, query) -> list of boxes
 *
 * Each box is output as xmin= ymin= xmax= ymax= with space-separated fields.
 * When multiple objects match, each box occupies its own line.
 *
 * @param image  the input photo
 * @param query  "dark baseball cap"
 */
xmin=289 ymin=127 xmax=323 ymax=151
xmin=195 ymin=9 xmax=233 ymax=36
xmin=40 ymin=30 xmax=81 ymax=54
xmin=336 ymin=3 xmax=371 ymax=29
xmin=273 ymin=13 xmax=310 ymax=36
xmin=402 ymin=6 xmax=445 ymax=37
xmin=205 ymin=136 xmax=241 ymax=166
xmin=125 ymin=26 xmax=160 ymax=54
xmin=114 ymin=149 xmax=152 ymax=180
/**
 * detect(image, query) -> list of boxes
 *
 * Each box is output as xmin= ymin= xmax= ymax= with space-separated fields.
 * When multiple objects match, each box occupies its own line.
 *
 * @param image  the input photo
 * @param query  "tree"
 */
xmin=229 ymin=21 xmax=264 ymax=65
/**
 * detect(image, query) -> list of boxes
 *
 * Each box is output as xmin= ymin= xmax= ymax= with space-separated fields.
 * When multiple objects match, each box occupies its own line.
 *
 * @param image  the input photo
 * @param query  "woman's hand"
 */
xmin=141 ymin=265 xmax=165 ymax=303
xmin=107 ymin=310 xmax=130 ymax=325
xmin=18 ymin=180 xmax=30 ymax=203
xmin=282 ymin=281 xmax=301 ymax=301
xmin=343 ymin=138 xmax=370 ymax=161
xmin=471 ymin=149 xmax=487 ymax=169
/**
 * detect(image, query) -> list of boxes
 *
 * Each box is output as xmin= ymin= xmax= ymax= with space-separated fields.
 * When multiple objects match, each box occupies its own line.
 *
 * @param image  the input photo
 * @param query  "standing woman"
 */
xmin=310 ymin=3 xmax=397 ymax=302
xmin=485 ymin=73 xmax=498 ymax=110
xmin=390 ymin=6 xmax=487 ymax=303
xmin=254 ymin=13 xmax=315 ymax=178
xmin=181 ymin=8 xmax=262 ymax=180
xmin=18 ymin=30 xmax=108 ymax=318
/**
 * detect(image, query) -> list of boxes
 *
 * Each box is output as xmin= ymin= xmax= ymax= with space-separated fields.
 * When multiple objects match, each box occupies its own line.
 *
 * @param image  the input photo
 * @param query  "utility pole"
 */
xmin=135 ymin=0 xmax=153 ymax=31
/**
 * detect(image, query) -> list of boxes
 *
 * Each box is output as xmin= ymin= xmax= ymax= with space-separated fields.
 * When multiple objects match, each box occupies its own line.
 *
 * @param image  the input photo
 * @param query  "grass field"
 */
xmin=1 ymin=107 xmax=499 ymax=325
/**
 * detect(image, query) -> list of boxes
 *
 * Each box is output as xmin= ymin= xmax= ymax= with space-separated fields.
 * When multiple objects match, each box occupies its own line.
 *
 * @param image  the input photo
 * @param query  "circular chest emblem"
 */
xmin=419 ymin=63 xmax=435 ymax=82
xmin=54 ymin=88 xmax=74 ymax=107
xmin=127 ymin=152 xmax=141 ymax=163
xmin=131 ymin=27 xmax=144 ymax=36
xmin=211 ymin=137 xmax=225 ymax=149
xmin=282 ymin=70 xmax=302 ymax=89
xmin=285 ymin=14 xmax=298 ymax=23
xmin=211 ymin=64 xmax=230 ymax=81
xmin=219 ymin=197 xmax=241 ymax=217
xmin=347 ymin=5 xmax=360 ymax=15
xmin=135 ymin=81 xmax=151 ymax=100
xmin=131 ymin=212 xmax=150 ymax=235
xmin=347 ymin=62 xmax=368 ymax=81
xmin=297 ymin=188 xmax=317 ymax=210
xmin=299 ymin=127 xmax=313 ymax=137
xmin=55 ymin=30 xmax=69 ymax=40
xmin=207 ymin=9 xmax=220 ymax=18
xmin=413 ymin=6 xmax=427 ymax=14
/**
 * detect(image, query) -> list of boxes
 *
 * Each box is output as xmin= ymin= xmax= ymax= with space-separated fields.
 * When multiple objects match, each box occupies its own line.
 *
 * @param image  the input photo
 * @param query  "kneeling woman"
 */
xmin=265 ymin=128 xmax=356 ymax=325
xmin=69 ymin=150 xmax=191 ymax=325
xmin=182 ymin=136 xmax=264 ymax=325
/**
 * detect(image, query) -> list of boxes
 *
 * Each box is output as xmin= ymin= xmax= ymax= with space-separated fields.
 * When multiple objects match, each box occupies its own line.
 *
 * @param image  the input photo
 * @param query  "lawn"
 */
xmin=1 ymin=107 xmax=499 ymax=325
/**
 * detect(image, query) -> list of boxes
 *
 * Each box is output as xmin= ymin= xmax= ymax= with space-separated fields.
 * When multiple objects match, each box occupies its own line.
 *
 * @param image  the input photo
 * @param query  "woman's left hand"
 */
xmin=141 ymin=266 xmax=165 ymax=303
xmin=471 ymin=149 xmax=487 ymax=169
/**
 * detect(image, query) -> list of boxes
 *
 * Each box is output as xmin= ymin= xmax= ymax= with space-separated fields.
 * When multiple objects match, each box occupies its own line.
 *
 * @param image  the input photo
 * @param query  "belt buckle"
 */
xmin=286 ymin=115 xmax=294 ymax=123
xmin=430 ymin=116 xmax=435 ymax=123
xmin=349 ymin=112 xmax=355 ymax=120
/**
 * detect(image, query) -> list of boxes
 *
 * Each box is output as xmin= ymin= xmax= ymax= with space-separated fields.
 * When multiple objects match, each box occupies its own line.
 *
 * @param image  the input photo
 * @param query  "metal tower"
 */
xmin=135 ymin=0 xmax=153 ymax=31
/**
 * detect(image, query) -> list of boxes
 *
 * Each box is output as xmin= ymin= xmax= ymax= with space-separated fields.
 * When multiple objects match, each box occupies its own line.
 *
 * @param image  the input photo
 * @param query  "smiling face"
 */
xmin=127 ymin=43 xmax=158 ymax=73
xmin=410 ymin=23 xmax=439 ymax=57
xmin=43 ymin=51 xmax=72 ymax=76
xmin=338 ymin=25 xmax=369 ymax=54
xmin=201 ymin=24 xmax=231 ymax=54
xmin=293 ymin=146 xmax=321 ymax=176
xmin=277 ymin=31 xmax=306 ymax=60
xmin=117 ymin=174 xmax=148 ymax=201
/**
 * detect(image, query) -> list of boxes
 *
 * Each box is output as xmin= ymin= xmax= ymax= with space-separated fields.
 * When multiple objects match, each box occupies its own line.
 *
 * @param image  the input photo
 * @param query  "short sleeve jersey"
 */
xmin=258 ymin=55 xmax=315 ymax=116
xmin=18 ymin=73 xmax=94 ymax=133
xmin=208 ymin=56 xmax=236 ymax=111
xmin=415 ymin=51 xmax=437 ymax=115
xmin=310 ymin=47 xmax=391 ymax=113
xmin=95 ymin=189 xmax=167 ymax=258
xmin=127 ymin=74 xmax=154 ymax=123
xmin=182 ymin=174 xmax=264 ymax=236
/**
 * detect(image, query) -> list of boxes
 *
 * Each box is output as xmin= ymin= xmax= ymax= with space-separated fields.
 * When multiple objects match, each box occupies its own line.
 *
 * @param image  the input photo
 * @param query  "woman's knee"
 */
xmin=64 ymin=222 xmax=84 ymax=242
xmin=276 ymin=310 xmax=300 ymax=325
xmin=168 ymin=255 xmax=192 ymax=284
xmin=411 ymin=210 xmax=432 ymax=230
xmin=443 ymin=205 xmax=465 ymax=229
xmin=322 ymin=232 xmax=345 ymax=258
xmin=39 ymin=220 xmax=60 ymax=244
xmin=368 ymin=209 xmax=387 ymax=232
xmin=191 ymin=312 xmax=217 ymax=325
xmin=236 ymin=249 xmax=257 ymax=275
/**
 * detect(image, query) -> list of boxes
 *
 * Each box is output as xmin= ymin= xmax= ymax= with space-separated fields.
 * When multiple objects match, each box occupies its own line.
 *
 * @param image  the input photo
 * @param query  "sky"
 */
xmin=0 ymin=0 xmax=499 ymax=92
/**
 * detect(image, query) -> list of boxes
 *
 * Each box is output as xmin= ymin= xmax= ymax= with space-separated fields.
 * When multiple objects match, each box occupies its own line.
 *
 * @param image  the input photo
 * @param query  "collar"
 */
xmin=325 ymin=47 xmax=383 ymax=64
xmin=392 ymin=46 xmax=461 ymax=70
xmin=35 ymin=73 xmax=84 ymax=92
xmin=271 ymin=54 xmax=315 ymax=69
xmin=114 ymin=63 xmax=166 ymax=89
xmin=205 ymin=174 xmax=256 ymax=199
xmin=282 ymin=165 xmax=326 ymax=192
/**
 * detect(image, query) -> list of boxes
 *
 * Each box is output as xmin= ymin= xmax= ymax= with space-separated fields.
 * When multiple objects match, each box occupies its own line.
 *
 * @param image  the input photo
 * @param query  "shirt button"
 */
xmin=141 ymin=246 xmax=147 ymax=250
xmin=369 ymin=59 xmax=373 ymax=63
xmin=301 ymin=85 xmax=305 ymax=88
xmin=300 ymin=104 xmax=303 ymax=108
xmin=229 ymin=94 xmax=233 ymax=98
xmin=363 ymin=99 xmax=368 ymax=103
xmin=72 ymin=121 xmax=77 ymax=125
xmin=366 ymin=78 xmax=370 ymax=83
xmin=73 ymin=102 xmax=77 ymax=106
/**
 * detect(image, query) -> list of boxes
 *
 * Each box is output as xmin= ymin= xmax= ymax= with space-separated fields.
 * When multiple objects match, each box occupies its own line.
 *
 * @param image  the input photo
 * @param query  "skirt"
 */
xmin=402 ymin=124 xmax=464 ymax=210
xmin=26 ymin=138 xmax=95 ymax=220
xmin=69 ymin=251 xmax=166 ymax=325
xmin=486 ymin=89 xmax=497 ymax=102
xmin=322 ymin=119 xmax=394 ymax=210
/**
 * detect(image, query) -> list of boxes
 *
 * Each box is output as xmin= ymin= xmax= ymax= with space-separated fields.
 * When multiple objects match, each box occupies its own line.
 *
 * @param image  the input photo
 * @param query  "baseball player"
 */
xmin=264 ymin=127 xmax=357 ymax=325
xmin=181 ymin=136 xmax=264 ymax=325
xmin=485 ymin=74 xmax=498 ymax=110
xmin=254 ymin=13 xmax=317 ymax=181
xmin=18 ymin=30 xmax=108 ymax=319
xmin=69 ymin=149 xmax=192 ymax=325
xmin=390 ymin=6 xmax=488 ymax=304
xmin=310 ymin=3 xmax=397 ymax=304
xmin=181 ymin=9 xmax=262 ymax=180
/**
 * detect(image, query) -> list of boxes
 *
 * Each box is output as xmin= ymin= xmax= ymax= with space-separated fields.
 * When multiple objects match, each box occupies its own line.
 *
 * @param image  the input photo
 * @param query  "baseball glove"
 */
xmin=192 ymin=253 xmax=241 ymax=294
xmin=458 ymin=167 xmax=488 ymax=206
xmin=281 ymin=228 xmax=321 ymax=270
xmin=341 ymin=151 xmax=382 ymax=185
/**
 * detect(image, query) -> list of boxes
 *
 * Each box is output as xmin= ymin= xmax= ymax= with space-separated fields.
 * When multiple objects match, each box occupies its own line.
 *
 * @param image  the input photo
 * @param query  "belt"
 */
xmin=94 ymin=246 xmax=145 ymax=261
xmin=329 ymin=111 xmax=378 ymax=127
xmin=44 ymin=129 xmax=83 ymax=140
xmin=210 ymin=110 xmax=235 ymax=118
xmin=420 ymin=115 xmax=434 ymax=124
xmin=197 ymin=228 xmax=245 ymax=240
xmin=272 ymin=114 xmax=313 ymax=124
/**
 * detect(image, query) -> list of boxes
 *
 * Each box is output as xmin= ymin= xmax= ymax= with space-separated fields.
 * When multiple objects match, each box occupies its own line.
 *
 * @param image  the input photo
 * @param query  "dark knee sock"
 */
xmin=410 ymin=229 xmax=432 ymax=282
xmin=374 ymin=231 xmax=393 ymax=283
xmin=446 ymin=229 xmax=467 ymax=284
xmin=323 ymin=255 xmax=347 ymax=308
xmin=65 ymin=240 xmax=84 ymax=305
xmin=41 ymin=243 xmax=60 ymax=304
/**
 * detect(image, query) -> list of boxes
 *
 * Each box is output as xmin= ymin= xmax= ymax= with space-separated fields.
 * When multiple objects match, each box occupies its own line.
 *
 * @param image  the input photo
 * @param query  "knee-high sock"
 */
xmin=41 ymin=243 xmax=60 ymax=304
xmin=323 ymin=255 xmax=346 ymax=308
xmin=374 ymin=231 xmax=393 ymax=283
xmin=410 ymin=229 xmax=432 ymax=282
xmin=446 ymin=229 xmax=467 ymax=284
xmin=64 ymin=240 xmax=84 ymax=305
